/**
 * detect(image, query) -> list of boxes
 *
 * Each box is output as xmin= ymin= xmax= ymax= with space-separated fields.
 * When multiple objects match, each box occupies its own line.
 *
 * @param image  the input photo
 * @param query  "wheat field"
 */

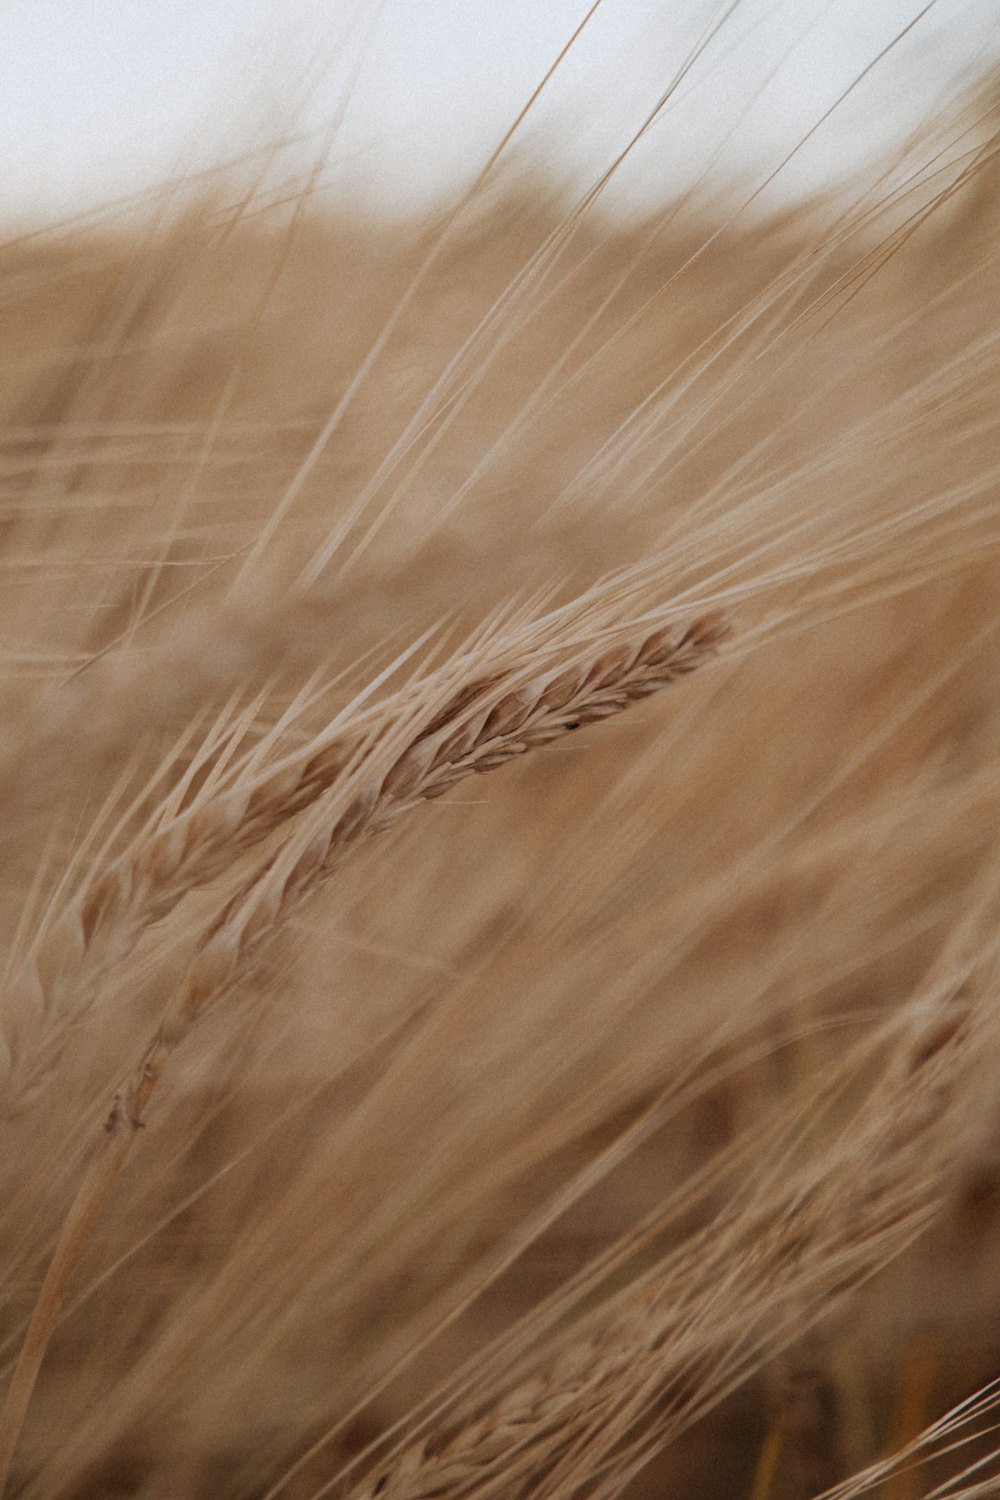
xmin=2 ymin=8 xmax=1000 ymax=1498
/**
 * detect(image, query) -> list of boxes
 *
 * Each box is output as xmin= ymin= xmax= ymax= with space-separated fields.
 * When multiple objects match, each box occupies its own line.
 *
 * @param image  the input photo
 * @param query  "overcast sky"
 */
xmin=0 ymin=0 xmax=997 ymax=226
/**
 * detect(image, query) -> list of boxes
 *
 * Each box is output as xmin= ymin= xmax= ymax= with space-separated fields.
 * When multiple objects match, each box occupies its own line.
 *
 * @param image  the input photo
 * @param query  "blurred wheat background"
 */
xmin=2 ymin=3 xmax=1000 ymax=1496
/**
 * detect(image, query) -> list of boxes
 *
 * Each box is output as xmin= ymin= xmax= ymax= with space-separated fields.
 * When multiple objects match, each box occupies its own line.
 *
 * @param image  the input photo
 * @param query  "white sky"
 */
xmin=0 ymin=0 xmax=997 ymax=226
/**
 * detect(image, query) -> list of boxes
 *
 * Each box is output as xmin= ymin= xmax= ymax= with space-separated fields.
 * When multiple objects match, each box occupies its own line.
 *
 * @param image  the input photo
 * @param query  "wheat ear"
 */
xmin=2 ymin=608 xmax=725 ymax=1117
xmin=342 ymin=999 xmax=980 ymax=1500
xmin=0 ymin=610 xmax=730 ymax=1495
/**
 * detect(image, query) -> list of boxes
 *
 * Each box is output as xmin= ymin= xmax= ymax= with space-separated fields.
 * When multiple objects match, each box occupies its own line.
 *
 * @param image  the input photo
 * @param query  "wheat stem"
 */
xmin=0 ymin=1124 xmax=132 ymax=1489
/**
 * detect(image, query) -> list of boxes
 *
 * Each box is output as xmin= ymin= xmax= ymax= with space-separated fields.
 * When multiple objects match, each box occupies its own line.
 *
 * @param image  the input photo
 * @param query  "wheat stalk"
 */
xmin=0 ymin=608 xmax=730 ymax=1494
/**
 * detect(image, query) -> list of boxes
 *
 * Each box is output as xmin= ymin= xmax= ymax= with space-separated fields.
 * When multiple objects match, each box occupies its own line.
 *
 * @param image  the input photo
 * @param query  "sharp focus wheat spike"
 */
xmin=1 ymin=610 xmax=727 ymax=1117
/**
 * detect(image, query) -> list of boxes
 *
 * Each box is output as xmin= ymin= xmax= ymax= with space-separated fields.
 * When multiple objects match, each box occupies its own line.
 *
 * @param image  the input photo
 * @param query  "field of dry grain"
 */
xmin=2 ymin=33 xmax=1000 ymax=1500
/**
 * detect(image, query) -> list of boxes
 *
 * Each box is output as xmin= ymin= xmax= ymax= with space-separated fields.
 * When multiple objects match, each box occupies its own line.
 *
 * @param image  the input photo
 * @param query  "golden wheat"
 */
xmin=3 ymin=12 xmax=1000 ymax=1500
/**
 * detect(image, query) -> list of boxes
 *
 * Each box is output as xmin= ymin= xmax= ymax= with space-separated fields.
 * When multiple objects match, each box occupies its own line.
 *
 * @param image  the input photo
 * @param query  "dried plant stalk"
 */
xmin=0 ymin=608 xmax=730 ymax=1495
